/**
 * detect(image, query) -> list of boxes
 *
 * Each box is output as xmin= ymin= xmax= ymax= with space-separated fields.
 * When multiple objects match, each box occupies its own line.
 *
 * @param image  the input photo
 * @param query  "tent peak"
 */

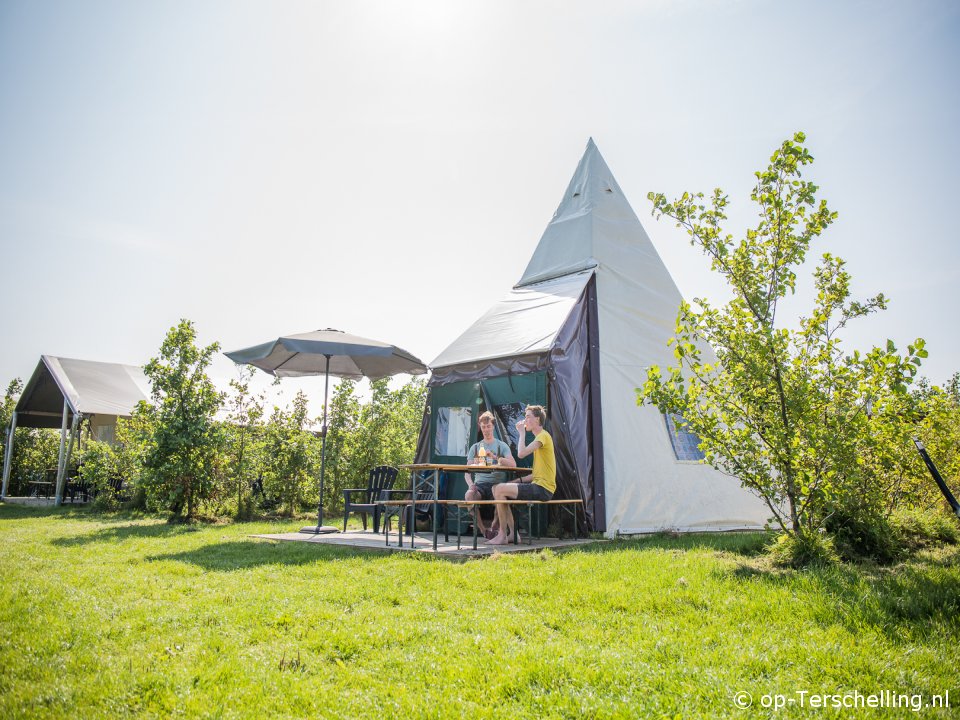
xmin=516 ymin=138 xmax=639 ymax=287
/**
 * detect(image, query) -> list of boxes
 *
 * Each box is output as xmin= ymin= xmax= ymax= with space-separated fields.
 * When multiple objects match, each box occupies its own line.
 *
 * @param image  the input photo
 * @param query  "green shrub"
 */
xmin=824 ymin=506 xmax=900 ymax=564
xmin=79 ymin=441 xmax=117 ymax=509
xmin=891 ymin=506 xmax=960 ymax=550
xmin=769 ymin=530 xmax=840 ymax=568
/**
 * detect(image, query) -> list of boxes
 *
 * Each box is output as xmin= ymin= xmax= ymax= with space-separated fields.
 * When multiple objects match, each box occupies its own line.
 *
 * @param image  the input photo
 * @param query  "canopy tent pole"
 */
xmin=56 ymin=412 xmax=81 ymax=504
xmin=54 ymin=400 xmax=70 ymax=506
xmin=1 ymin=411 xmax=16 ymax=499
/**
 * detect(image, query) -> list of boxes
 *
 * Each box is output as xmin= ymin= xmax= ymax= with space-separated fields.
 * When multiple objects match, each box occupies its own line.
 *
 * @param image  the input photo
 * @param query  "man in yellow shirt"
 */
xmin=487 ymin=405 xmax=555 ymax=545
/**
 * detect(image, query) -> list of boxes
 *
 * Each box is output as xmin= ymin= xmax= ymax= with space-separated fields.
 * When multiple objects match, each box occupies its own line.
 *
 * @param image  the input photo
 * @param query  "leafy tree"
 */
xmin=78 ymin=414 xmax=153 ymax=508
xmin=0 ymin=379 xmax=21 ymax=491
xmin=870 ymin=374 xmax=960 ymax=515
xmin=638 ymin=133 xmax=926 ymax=547
xmin=0 ymin=379 xmax=20 ymax=451
xmin=322 ymin=379 xmax=361 ymax=512
xmin=225 ymin=366 xmax=266 ymax=519
xmin=322 ymin=377 xmax=427 ymax=512
xmin=262 ymin=390 xmax=317 ymax=516
xmin=1 ymin=378 xmax=61 ymax=495
xmin=139 ymin=320 xmax=225 ymax=520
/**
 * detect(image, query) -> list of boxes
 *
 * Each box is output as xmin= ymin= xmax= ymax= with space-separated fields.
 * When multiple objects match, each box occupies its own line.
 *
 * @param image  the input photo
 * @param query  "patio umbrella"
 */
xmin=225 ymin=328 xmax=427 ymax=533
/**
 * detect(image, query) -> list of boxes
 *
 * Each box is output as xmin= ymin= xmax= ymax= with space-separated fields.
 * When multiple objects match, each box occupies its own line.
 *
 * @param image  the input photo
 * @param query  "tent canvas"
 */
xmin=422 ymin=139 xmax=770 ymax=536
xmin=1 ymin=356 xmax=150 ymax=502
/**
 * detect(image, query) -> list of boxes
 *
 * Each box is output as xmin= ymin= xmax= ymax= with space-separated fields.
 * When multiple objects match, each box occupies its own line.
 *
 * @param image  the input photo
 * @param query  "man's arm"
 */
xmin=465 ymin=444 xmax=477 ymax=486
xmin=516 ymin=439 xmax=542 ymax=460
xmin=498 ymin=441 xmax=517 ymax=467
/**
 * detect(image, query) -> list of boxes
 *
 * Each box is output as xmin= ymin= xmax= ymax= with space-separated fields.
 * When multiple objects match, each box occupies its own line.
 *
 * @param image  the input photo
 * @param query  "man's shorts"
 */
xmin=515 ymin=482 xmax=553 ymax=502
xmin=469 ymin=482 xmax=496 ymax=501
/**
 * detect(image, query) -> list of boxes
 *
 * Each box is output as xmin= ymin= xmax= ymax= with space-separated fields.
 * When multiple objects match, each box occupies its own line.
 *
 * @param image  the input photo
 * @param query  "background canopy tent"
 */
xmin=1 ymin=356 xmax=151 ymax=502
xmin=420 ymin=139 xmax=771 ymax=536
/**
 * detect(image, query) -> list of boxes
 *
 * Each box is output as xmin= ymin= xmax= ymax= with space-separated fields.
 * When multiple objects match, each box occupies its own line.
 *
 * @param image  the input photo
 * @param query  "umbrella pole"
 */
xmin=303 ymin=354 xmax=337 ymax=534
xmin=317 ymin=354 xmax=331 ymax=528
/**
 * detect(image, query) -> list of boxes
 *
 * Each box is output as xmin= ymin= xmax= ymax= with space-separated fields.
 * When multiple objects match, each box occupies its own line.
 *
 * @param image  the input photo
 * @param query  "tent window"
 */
xmin=435 ymin=407 xmax=472 ymax=457
xmin=664 ymin=413 xmax=705 ymax=462
xmin=93 ymin=424 xmax=116 ymax=445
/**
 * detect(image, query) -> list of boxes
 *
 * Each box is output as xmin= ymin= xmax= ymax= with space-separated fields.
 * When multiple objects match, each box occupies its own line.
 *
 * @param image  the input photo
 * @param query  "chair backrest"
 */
xmin=368 ymin=465 xmax=399 ymax=496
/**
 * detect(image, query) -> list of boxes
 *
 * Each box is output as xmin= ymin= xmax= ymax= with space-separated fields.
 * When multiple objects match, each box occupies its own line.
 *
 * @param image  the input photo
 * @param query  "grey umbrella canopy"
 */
xmin=225 ymin=328 xmax=426 ymax=380
xmin=225 ymin=328 xmax=427 ymax=533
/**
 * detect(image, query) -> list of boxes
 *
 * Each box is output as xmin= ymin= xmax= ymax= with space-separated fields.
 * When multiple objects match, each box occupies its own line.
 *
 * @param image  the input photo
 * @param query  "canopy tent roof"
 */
xmin=430 ymin=270 xmax=593 ymax=370
xmin=15 ymin=356 xmax=151 ymax=429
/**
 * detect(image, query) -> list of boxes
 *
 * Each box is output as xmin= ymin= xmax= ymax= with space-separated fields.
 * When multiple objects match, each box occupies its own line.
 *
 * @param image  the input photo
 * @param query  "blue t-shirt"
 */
xmin=466 ymin=438 xmax=512 ymax=484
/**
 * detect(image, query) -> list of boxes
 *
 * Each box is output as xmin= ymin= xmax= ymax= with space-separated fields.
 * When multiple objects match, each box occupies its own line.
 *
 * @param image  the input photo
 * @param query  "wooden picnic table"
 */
xmin=28 ymin=480 xmax=53 ymax=499
xmin=397 ymin=463 xmax=530 ymax=551
xmin=380 ymin=496 xmax=584 ymax=551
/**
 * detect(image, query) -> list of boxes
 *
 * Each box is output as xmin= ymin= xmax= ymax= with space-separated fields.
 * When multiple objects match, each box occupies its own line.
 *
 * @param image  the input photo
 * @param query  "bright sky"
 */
xmin=2 ymin=0 xmax=958 ymax=412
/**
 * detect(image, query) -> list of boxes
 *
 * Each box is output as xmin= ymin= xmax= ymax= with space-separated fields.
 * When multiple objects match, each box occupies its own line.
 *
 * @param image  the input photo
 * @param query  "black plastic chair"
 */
xmin=342 ymin=465 xmax=399 ymax=532
xmin=108 ymin=476 xmax=132 ymax=502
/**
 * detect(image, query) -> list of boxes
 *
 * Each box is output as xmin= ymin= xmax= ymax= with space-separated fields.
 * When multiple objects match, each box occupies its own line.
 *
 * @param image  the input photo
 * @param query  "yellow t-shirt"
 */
xmin=531 ymin=430 xmax=556 ymax=494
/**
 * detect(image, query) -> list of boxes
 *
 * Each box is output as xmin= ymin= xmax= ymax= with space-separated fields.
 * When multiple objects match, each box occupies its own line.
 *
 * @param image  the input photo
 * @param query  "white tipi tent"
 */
xmin=425 ymin=139 xmax=770 ymax=536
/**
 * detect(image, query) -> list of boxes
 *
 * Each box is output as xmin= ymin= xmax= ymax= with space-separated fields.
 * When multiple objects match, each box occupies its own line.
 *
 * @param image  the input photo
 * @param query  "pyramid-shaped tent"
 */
xmin=424 ymin=140 xmax=769 ymax=535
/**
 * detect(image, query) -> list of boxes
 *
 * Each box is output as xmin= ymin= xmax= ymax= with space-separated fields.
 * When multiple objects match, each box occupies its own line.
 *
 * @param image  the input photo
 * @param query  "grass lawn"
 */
xmin=1 ymin=503 xmax=958 ymax=719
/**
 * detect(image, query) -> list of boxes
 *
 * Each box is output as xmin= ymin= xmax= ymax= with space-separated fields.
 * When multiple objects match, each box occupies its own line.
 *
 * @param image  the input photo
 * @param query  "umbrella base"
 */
xmin=299 ymin=525 xmax=339 ymax=535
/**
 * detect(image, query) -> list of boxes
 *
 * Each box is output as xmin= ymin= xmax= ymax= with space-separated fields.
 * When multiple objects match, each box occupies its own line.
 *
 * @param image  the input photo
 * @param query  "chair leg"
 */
xmin=361 ymin=513 xmax=367 ymax=531
xmin=373 ymin=506 xmax=381 ymax=534
xmin=343 ymin=508 xmax=349 ymax=532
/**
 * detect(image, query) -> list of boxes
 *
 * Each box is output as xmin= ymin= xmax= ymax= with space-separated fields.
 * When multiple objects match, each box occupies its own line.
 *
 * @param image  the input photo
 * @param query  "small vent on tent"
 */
xmin=664 ymin=413 xmax=706 ymax=462
xmin=572 ymin=192 xmax=580 ymax=198
xmin=605 ymin=187 xmax=613 ymax=193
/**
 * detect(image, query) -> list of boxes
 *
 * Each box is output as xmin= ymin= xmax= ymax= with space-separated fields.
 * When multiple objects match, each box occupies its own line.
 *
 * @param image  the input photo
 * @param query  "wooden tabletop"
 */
xmin=399 ymin=463 xmax=528 ymax=473
xmin=380 ymin=498 xmax=582 ymax=506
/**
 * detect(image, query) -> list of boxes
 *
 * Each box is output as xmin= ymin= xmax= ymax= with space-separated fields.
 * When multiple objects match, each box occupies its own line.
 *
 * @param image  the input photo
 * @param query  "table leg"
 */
xmin=432 ymin=469 xmax=440 ymax=552
xmin=408 ymin=469 xmax=416 ymax=541
xmin=472 ymin=505 xmax=479 ymax=551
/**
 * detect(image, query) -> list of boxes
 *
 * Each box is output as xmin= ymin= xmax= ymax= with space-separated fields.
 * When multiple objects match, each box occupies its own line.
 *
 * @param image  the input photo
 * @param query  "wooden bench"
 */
xmin=380 ymin=498 xmax=584 ymax=551
xmin=28 ymin=480 xmax=54 ymax=499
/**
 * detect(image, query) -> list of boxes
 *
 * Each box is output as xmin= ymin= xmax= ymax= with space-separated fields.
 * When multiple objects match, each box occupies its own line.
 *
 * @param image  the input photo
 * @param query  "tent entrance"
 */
xmin=428 ymin=372 xmax=547 ymax=462
xmin=427 ymin=373 xmax=548 ymax=534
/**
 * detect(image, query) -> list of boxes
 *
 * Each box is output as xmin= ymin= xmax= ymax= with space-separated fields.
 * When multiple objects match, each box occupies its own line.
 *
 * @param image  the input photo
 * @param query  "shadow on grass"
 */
xmin=728 ymin=547 xmax=960 ymax=641
xmin=146 ymin=539 xmax=383 ymax=571
xmin=0 ymin=503 xmax=168 ymax=530
xmin=0 ymin=502 xmax=100 ymax=521
xmin=50 ymin=521 xmax=202 ymax=546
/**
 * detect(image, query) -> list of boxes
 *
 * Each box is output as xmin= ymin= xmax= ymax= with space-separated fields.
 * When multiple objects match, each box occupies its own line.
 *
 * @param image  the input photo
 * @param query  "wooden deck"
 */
xmin=1 ymin=496 xmax=58 ymax=507
xmin=251 ymin=529 xmax=601 ymax=559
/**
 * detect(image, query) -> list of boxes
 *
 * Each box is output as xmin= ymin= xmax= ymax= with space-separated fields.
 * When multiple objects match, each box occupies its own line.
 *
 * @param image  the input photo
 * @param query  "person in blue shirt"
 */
xmin=464 ymin=411 xmax=516 ymax=538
